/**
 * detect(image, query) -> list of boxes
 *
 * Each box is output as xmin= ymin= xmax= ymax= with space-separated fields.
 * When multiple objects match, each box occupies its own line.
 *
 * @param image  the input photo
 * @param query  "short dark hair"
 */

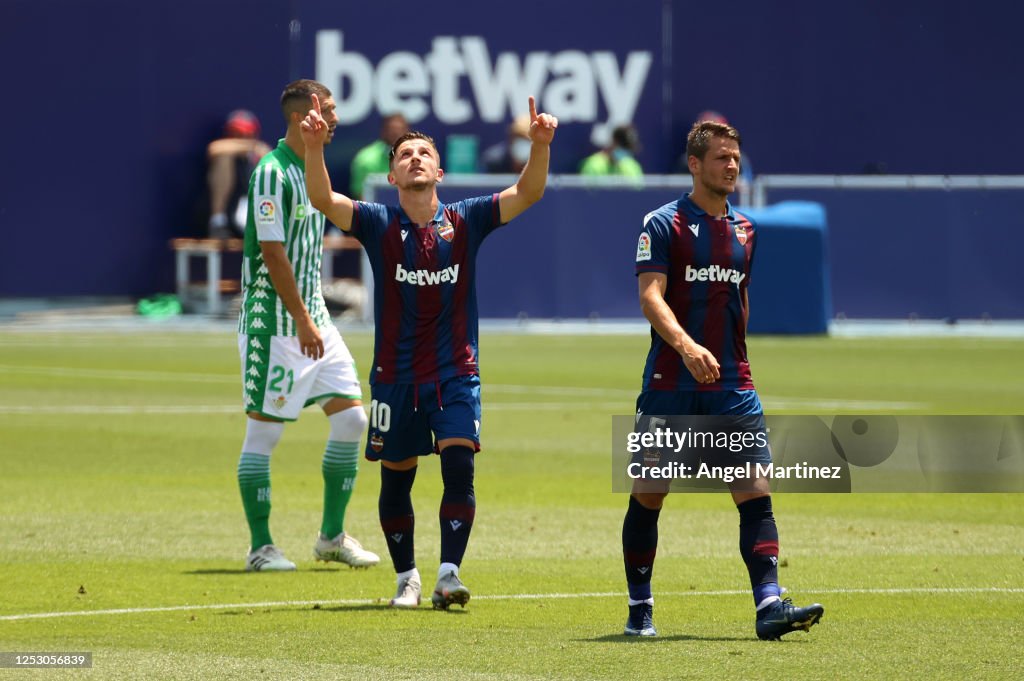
xmin=685 ymin=121 xmax=741 ymax=162
xmin=611 ymin=124 xmax=639 ymax=152
xmin=280 ymin=79 xmax=332 ymax=121
xmin=389 ymin=131 xmax=440 ymax=167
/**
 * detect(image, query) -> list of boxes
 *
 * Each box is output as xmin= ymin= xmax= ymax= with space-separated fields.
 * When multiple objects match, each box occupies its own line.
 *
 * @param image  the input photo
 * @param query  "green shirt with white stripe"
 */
xmin=238 ymin=139 xmax=332 ymax=336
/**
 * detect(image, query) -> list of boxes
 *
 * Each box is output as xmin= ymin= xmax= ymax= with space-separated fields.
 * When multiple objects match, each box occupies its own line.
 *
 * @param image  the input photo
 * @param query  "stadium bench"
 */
xmin=170 ymin=236 xmax=362 ymax=315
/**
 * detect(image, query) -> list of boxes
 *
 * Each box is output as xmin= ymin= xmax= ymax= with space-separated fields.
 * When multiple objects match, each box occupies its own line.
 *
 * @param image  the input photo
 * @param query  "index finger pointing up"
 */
xmin=311 ymin=93 xmax=322 ymax=115
xmin=528 ymin=95 xmax=537 ymax=121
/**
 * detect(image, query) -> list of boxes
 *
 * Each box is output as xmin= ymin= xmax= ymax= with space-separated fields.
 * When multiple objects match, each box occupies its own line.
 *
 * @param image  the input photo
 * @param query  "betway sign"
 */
xmin=316 ymin=31 xmax=653 ymax=142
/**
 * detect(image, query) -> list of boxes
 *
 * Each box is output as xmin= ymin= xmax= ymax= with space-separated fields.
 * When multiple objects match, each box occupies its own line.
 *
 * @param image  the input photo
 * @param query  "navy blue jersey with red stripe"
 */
xmin=634 ymin=194 xmax=757 ymax=392
xmin=350 ymin=194 xmax=502 ymax=385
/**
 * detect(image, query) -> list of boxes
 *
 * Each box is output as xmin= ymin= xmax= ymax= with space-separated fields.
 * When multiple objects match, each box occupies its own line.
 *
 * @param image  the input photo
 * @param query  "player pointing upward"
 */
xmin=302 ymin=94 xmax=558 ymax=608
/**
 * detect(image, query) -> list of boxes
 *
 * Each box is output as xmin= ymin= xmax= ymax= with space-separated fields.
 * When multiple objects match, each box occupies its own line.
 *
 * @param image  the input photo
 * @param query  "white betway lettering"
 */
xmin=395 ymin=263 xmax=460 ymax=286
xmin=684 ymin=265 xmax=746 ymax=286
xmin=316 ymin=31 xmax=653 ymax=143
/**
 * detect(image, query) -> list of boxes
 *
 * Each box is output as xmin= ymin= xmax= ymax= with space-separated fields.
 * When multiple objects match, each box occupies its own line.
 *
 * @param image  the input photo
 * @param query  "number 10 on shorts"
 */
xmin=370 ymin=400 xmax=391 ymax=432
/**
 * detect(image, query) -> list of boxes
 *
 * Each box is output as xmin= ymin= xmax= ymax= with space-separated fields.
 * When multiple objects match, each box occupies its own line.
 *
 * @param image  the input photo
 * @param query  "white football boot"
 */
xmin=313 ymin=532 xmax=380 ymax=568
xmin=245 ymin=544 xmax=296 ymax=572
xmin=389 ymin=571 xmax=422 ymax=608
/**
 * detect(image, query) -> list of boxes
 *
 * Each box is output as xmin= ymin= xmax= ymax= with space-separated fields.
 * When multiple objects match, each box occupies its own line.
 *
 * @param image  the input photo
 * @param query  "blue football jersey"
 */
xmin=635 ymin=193 xmax=757 ymax=392
xmin=351 ymin=194 xmax=503 ymax=384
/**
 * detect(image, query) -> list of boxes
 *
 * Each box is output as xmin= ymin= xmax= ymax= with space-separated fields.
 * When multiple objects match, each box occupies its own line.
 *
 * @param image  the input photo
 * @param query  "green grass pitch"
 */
xmin=1 ymin=329 xmax=1022 ymax=679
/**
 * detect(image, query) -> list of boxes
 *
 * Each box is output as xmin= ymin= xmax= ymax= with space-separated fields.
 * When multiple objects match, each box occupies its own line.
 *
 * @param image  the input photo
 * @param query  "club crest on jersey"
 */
xmin=436 ymin=223 xmax=455 ymax=242
xmin=734 ymin=224 xmax=748 ymax=245
xmin=370 ymin=434 xmax=384 ymax=452
xmin=257 ymin=200 xmax=276 ymax=224
xmin=273 ymin=395 xmax=287 ymax=409
xmin=636 ymin=232 xmax=652 ymax=262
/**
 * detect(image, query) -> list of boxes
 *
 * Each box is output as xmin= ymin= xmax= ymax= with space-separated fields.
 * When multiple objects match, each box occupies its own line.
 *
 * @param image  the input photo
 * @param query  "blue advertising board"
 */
xmin=1 ymin=0 xmax=1021 ymax=318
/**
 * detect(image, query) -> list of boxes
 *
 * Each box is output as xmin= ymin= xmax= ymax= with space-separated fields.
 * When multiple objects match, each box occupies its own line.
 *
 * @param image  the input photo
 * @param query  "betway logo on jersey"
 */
xmin=317 ymin=31 xmax=652 ymax=141
xmin=395 ymin=263 xmax=460 ymax=286
xmin=685 ymin=265 xmax=746 ymax=286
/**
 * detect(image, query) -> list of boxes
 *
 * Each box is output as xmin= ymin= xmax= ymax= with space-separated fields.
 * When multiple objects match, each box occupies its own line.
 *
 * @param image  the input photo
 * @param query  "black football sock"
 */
xmin=379 ymin=465 xmax=418 ymax=573
xmin=738 ymin=495 xmax=782 ymax=608
xmin=622 ymin=495 xmax=661 ymax=602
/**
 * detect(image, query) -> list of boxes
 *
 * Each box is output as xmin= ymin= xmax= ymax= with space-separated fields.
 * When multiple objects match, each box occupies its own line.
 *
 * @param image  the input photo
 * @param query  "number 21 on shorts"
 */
xmin=268 ymin=366 xmax=294 ymax=394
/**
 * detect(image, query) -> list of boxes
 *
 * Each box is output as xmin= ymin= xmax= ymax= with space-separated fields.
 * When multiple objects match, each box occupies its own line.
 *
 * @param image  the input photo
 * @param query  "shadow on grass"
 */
xmin=183 ymin=567 xmax=360 ymax=575
xmin=580 ymin=634 xmax=769 ymax=643
xmin=217 ymin=604 xmax=471 ymax=615
xmin=316 ymin=603 xmax=471 ymax=616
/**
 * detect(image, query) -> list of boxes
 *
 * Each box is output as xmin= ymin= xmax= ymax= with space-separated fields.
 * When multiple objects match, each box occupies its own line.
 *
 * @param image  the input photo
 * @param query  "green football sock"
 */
xmin=321 ymin=441 xmax=360 ymax=538
xmin=238 ymin=452 xmax=273 ymax=549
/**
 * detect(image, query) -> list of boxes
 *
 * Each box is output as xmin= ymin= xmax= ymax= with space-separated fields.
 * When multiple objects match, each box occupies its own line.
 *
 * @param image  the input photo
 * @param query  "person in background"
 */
xmin=350 ymin=114 xmax=410 ymax=199
xmin=579 ymin=124 xmax=643 ymax=177
xmin=207 ymin=110 xmax=271 ymax=239
xmin=481 ymin=114 xmax=533 ymax=174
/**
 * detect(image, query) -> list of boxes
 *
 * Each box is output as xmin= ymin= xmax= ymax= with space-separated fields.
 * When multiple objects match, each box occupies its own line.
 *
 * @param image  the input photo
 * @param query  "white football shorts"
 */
xmin=238 ymin=324 xmax=362 ymax=421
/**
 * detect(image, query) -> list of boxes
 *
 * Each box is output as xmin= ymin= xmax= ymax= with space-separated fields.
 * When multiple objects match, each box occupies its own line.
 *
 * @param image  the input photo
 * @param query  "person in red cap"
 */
xmin=207 ymin=110 xmax=271 ymax=238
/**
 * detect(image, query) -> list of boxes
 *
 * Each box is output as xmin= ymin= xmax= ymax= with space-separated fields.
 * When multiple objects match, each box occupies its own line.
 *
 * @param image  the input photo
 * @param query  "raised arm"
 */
xmin=498 ymin=96 xmax=559 ymax=222
xmin=301 ymin=94 xmax=355 ymax=231
xmin=638 ymin=272 xmax=720 ymax=384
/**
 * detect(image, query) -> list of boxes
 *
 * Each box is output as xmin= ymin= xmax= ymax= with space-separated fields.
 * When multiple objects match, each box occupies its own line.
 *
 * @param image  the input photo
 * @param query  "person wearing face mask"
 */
xmin=481 ymin=114 xmax=533 ymax=174
xmin=579 ymin=124 xmax=644 ymax=177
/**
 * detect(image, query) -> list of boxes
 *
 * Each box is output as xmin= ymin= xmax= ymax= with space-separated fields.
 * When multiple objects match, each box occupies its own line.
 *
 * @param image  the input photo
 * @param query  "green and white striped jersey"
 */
xmin=238 ymin=139 xmax=331 ymax=336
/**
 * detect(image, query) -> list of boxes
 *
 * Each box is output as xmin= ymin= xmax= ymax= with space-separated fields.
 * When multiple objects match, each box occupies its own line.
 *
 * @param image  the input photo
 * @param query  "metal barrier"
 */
xmin=365 ymin=173 xmax=1024 ymax=322
xmin=749 ymin=175 xmax=1024 ymax=319
xmin=751 ymin=175 xmax=1024 ymax=208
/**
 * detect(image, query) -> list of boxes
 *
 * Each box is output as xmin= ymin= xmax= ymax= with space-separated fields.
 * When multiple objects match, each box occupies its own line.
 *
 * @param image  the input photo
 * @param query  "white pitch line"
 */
xmin=0 ymin=398 xmax=926 ymax=416
xmin=0 ymin=405 xmax=239 ymax=415
xmin=486 ymin=384 xmax=637 ymax=397
xmin=0 ymin=364 xmax=235 ymax=384
xmin=0 ymin=402 xmax=632 ymax=416
xmin=0 ymin=364 xmax=925 ymax=411
xmin=762 ymin=397 xmax=927 ymax=411
xmin=1 ymin=587 xmax=1020 ymax=623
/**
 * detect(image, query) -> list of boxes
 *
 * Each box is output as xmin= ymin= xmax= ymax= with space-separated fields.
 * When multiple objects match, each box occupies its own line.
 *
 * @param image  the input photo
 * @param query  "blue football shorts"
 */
xmin=365 ymin=374 xmax=482 ymax=462
xmin=632 ymin=389 xmax=773 ymax=487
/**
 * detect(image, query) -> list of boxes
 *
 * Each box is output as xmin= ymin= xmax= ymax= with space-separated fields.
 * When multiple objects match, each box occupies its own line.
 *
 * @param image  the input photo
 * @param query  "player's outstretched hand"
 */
xmin=527 ymin=96 xmax=558 ymax=146
xmin=300 ymin=93 xmax=329 ymax=147
xmin=680 ymin=341 xmax=721 ymax=384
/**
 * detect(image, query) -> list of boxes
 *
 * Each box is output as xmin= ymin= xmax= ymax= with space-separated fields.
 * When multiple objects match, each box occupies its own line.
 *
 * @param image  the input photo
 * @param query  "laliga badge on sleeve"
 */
xmin=257 ymin=199 xmax=277 ymax=225
xmin=636 ymin=232 xmax=652 ymax=262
